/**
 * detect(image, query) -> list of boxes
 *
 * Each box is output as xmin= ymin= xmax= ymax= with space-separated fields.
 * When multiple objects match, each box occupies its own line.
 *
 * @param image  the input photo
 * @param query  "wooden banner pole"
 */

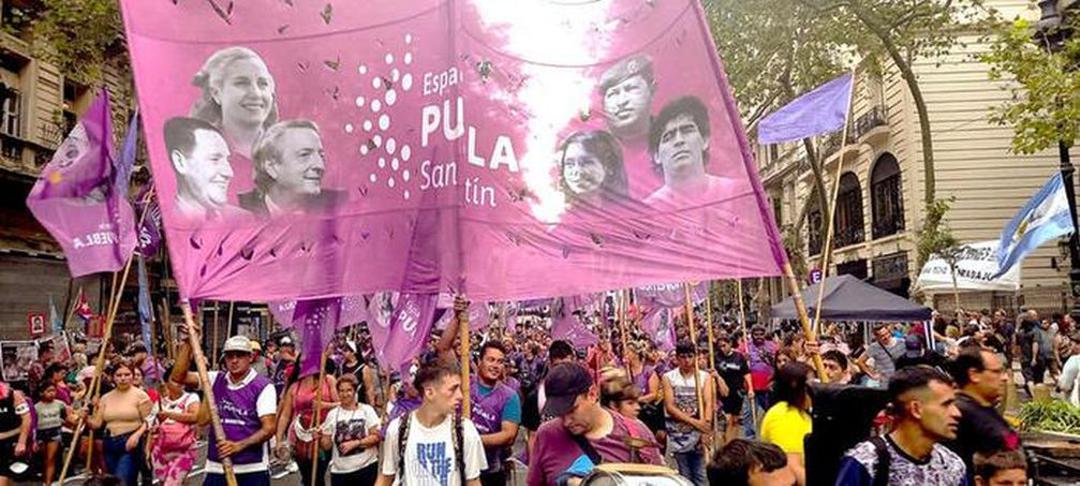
xmin=618 ymin=290 xmax=633 ymax=381
xmin=59 ymin=253 xmax=136 ymax=484
xmin=181 ymin=301 xmax=239 ymax=486
xmin=811 ymin=66 xmax=858 ymax=336
xmin=212 ymin=302 xmax=221 ymax=367
xmin=683 ymin=282 xmax=711 ymax=463
xmin=736 ymin=279 xmax=758 ymax=429
xmin=705 ymin=283 xmax=716 ymax=371
xmin=310 ymin=346 xmax=331 ymax=486
xmin=457 ymin=299 xmax=472 ymax=417
xmin=781 ymin=264 xmax=828 ymax=381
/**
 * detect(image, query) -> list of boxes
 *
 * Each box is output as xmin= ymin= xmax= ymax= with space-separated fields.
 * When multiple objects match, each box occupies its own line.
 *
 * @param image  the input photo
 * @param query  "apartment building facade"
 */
xmin=755 ymin=0 xmax=1073 ymax=314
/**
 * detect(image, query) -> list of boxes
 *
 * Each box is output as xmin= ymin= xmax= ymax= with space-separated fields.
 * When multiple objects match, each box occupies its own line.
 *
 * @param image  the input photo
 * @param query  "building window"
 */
xmin=834 ymin=172 xmax=865 ymax=247
xmin=0 ymin=86 xmax=19 ymax=138
xmin=772 ymin=197 xmax=782 ymax=226
xmin=871 ymin=153 xmax=905 ymax=239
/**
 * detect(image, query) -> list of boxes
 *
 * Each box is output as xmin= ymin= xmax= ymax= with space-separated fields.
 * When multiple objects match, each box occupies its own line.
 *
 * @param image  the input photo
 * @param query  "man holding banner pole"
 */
xmin=171 ymin=329 xmax=277 ymax=486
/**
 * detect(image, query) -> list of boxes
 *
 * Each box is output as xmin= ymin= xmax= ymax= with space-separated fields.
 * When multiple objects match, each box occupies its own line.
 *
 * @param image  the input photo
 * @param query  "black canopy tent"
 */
xmin=770 ymin=274 xmax=932 ymax=322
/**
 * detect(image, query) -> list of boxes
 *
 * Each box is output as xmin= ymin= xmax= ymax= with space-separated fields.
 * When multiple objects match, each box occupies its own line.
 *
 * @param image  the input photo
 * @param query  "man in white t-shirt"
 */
xmin=376 ymin=359 xmax=487 ymax=486
xmin=173 ymin=334 xmax=277 ymax=486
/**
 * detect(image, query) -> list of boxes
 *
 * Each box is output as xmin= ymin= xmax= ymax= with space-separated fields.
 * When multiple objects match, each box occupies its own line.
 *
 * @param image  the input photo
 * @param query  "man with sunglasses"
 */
xmin=944 ymin=346 xmax=1019 ymax=484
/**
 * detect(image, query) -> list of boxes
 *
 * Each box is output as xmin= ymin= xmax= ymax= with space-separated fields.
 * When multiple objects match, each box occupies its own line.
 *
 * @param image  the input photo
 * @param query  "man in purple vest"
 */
xmin=471 ymin=340 xmax=521 ymax=486
xmin=172 ymin=334 xmax=278 ymax=486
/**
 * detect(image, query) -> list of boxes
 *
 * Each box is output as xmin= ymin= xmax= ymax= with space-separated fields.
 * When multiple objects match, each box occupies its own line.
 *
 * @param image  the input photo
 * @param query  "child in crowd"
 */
xmin=973 ymin=450 xmax=1027 ymax=486
xmin=35 ymin=381 xmax=74 ymax=486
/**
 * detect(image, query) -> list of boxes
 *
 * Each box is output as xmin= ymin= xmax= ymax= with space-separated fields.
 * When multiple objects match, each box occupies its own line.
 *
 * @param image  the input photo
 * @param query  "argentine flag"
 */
xmin=994 ymin=173 xmax=1076 ymax=278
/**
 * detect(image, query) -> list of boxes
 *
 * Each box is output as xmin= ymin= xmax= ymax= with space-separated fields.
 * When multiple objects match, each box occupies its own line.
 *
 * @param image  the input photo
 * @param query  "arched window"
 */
xmin=871 ymin=153 xmax=904 ymax=238
xmin=834 ymin=172 xmax=865 ymax=247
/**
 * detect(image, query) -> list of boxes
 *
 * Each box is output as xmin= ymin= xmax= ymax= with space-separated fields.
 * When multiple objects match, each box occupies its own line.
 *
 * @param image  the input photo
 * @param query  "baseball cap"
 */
xmin=222 ymin=335 xmax=253 ymax=354
xmin=279 ymin=336 xmax=294 ymax=347
xmin=542 ymin=363 xmax=593 ymax=417
xmin=250 ymin=341 xmax=262 ymax=353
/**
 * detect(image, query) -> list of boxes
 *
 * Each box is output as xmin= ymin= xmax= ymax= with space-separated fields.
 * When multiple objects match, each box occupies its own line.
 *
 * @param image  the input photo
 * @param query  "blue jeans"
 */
xmin=673 ymin=450 xmax=707 ymax=486
xmin=205 ymin=471 xmax=271 ymax=486
xmin=103 ymin=432 xmax=140 ymax=486
xmin=741 ymin=391 xmax=771 ymax=439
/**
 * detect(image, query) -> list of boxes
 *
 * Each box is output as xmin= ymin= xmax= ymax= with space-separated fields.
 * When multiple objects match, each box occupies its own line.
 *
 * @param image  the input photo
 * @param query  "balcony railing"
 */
xmin=834 ymin=224 xmax=865 ymax=249
xmin=853 ymin=105 xmax=888 ymax=139
xmin=818 ymin=104 xmax=888 ymax=157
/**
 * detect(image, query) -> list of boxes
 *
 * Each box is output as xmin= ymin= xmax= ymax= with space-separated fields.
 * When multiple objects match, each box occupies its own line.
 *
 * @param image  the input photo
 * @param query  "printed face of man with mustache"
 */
xmin=265 ymin=126 xmax=327 ymax=198
xmin=603 ymin=74 xmax=653 ymax=137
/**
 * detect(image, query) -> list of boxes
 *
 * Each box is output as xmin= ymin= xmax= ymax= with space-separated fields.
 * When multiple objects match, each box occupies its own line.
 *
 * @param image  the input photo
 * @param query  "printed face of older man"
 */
xmin=173 ymin=129 xmax=233 ymax=212
xmin=266 ymin=127 xmax=326 ymax=197
xmin=603 ymin=75 xmax=652 ymax=136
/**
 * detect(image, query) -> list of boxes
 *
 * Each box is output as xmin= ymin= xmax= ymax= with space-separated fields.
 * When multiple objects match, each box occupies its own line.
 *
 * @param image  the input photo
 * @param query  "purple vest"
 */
xmin=470 ymin=376 xmax=515 ymax=472
xmin=207 ymin=372 xmax=273 ymax=466
xmin=634 ymin=365 xmax=655 ymax=394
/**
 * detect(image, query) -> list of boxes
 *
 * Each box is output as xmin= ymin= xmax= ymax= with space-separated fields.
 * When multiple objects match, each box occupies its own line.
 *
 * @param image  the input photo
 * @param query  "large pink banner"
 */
xmin=119 ymin=0 xmax=785 ymax=302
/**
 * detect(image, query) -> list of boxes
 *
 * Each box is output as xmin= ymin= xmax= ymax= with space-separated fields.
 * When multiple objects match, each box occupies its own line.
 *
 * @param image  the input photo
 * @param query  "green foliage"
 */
xmin=983 ymin=16 xmax=1080 ymax=154
xmin=1019 ymin=399 xmax=1080 ymax=435
xmin=31 ymin=0 xmax=126 ymax=83
xmin=916 ymin=197 xmax=961 ymax=271
xmin=783 ymin=224 xmax=808 ymax=281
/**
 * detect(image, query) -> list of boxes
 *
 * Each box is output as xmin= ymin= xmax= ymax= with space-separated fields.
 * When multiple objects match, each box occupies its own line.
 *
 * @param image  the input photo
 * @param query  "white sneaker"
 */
xmin=287 ymin=461 xmax=299 ymax=473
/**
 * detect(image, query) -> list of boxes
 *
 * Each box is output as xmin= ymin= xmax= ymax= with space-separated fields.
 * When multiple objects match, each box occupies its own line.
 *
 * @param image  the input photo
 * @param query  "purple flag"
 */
xmin=293 ymin=297 xmax=342 ymax=378
xmin=134 ymin=185 xmax=162 ymax=257
xmin=641 ymin=307 xmax=675 ymax=352
xmin=550 ymin=297 xmax=598 ymax=347
xmin=637 ymin=282 xmax=707 ymax=308
xmin=368 ymin=293 xmax=437 ymax=372
xmin=137 ymin=255 xmax=154 ymax=366
xmin=27 ymin=90 xmax=137 ymax=277
xmin=758 ymin=73 xmax=853 ymax=144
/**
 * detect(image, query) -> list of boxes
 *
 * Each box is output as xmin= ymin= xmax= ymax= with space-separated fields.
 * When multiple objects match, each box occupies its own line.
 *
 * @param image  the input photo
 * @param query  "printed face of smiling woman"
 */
xmin=562 ymin=141 xmax=607 ymax=196
xmin=214 ymin=57 xmax=275 ymax=129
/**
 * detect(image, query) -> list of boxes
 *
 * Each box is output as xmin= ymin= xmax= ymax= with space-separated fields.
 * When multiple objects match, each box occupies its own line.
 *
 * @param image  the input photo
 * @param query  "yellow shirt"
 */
xmin=760 ymin=401 xmax=812 ymax=454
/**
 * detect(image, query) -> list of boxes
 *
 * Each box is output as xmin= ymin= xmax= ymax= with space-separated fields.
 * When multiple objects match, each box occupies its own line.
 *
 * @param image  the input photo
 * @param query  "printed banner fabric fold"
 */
xmin=119 ymin=0 xmax=787 ymax=302
xmin=367 ymin=293 xmax=438 ymax=372
xmin=758 ymin=73 xmax=853 ymax=144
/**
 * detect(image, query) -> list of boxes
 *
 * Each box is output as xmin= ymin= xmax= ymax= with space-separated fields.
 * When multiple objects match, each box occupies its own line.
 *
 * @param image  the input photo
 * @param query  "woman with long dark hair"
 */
xmin=759 ymin=362 xmax=813 ymax=486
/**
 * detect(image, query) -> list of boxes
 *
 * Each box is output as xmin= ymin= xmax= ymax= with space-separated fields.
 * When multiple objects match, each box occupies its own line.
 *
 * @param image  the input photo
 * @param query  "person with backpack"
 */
xmin=150 ymin=370 xmax=200 ymax=486
xmin=376 ymin=358 xmax=486 ymax=486
xmin=835 ymin=366 xmax=967 ymax=486
xmin=527 ymin=363 xmax=662 ymax=486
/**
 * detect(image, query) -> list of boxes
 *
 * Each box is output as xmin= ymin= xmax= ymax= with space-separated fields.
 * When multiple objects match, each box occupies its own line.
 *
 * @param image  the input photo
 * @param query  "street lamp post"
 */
xmin=1037 ymin=1 xmax=1080 ymax=322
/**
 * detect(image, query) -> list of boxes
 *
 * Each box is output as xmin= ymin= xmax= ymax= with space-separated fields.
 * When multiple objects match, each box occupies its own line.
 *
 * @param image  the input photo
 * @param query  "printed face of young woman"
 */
xmin=215 ymin=57 xmax=275 ymax=128
xmin=562 ymin=142 xmax=606 ymax=196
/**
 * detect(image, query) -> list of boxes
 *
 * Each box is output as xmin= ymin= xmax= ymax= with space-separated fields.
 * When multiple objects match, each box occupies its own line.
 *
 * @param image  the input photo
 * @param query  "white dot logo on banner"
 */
xmin=385 ymin=89 xmax=397 ymax=106
xmin=372 ymin=77 xmax=381 ymax=89
xmin=401 ymin=145 xmax=411 ymax=161
xmin=372 ymin=135 xmax=382 ymax=147
xmin=402 ymin=74 xmax=413 ymax=91
xmin=344 ymin=123 xmax=354 ymax=133
xmin=386 ymin=137 xmax=397 ymax=154
xmin=388 ymin=177 xmax=396 ymax=188
xmin=369 ymin=173 xmax=377 ymax=183
xmin=405 ymin=34 xmax=413 ymax=44
xmin=360 ymin=144 xmax=369 ymax=155
xmin=354 ymin=96 xmax=365 ymax=107
xmin=402 ymin=169 xmax=411 ymax=182
xmin=404 ymin=189 xmax=410 ymax=200
xmin=404 ymin=52 xmax=413 ymax=65
xmin=378 ymin=158 xmax=386 ymax=169
xmin=392 ymin=68 xmax=400 ymax=82
xmin=385 ymin=53 xmax=394 ymax=64
xmin=391 ymin=158 xmax=400 ymax=171
xmin=358 ymin=64 xmax=368 ymax=75
xmin=363 ymin=120 xmax=373 ymax=132
xmin=378 ymin=114 xmax=390 ymax=131
xmin=371 ymin=99 xmax=382 ymax=112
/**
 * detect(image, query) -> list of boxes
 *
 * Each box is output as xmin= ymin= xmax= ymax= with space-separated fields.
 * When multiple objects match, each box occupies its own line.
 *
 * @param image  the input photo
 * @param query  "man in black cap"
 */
xmin=526 ymin=363 xmax=662 ymax=486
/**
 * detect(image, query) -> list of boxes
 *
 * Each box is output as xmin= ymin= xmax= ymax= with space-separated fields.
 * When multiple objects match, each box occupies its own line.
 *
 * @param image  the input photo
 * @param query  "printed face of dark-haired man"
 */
xmin=164 ymin=117 xmax=234 ymax=218
xmin=599 ymin=56 xmax=655 ymax=140
xmin=645 ymin=96 xmax=734 ymax=206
